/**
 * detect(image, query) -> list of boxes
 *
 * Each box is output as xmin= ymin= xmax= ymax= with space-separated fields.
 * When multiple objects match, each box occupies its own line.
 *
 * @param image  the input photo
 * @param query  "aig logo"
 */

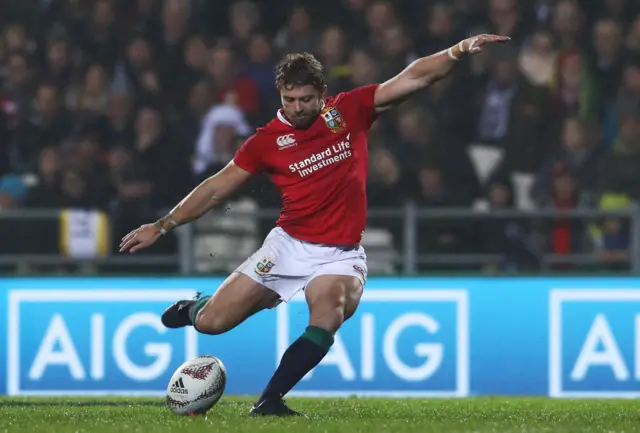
xmin=549 ymin=290 xmax=640 ymax=398
xmin=276 ymin=134 xmax=296 ymax=149
xmin=278 ymin=290 xmax=469 ymax=397
xmin=7 ymin=290 xmax=198 ymax=396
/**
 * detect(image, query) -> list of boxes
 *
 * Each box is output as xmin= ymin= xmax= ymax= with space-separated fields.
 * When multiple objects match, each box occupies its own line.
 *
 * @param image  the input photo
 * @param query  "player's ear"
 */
xmin=321 ymin=85 xmax=328 ymax=99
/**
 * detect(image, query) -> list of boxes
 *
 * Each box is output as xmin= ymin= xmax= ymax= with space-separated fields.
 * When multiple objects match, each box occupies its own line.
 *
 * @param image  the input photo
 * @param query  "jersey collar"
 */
xmin=277 ymin=109 xmax=293 ymax=127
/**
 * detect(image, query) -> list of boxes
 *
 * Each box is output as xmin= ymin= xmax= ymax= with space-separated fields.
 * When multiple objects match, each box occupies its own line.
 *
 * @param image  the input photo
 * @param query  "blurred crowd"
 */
xmin=1 ymin=0 xmax=640 ymax=270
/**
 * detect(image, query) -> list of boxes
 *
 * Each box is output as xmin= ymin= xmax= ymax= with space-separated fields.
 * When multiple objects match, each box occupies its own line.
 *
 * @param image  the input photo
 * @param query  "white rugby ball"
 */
xmin=166 ymin=355 xmax=227 ymax=416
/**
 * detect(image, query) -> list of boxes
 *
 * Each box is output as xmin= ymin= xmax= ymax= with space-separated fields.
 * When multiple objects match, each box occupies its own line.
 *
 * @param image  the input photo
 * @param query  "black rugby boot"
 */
xmin=161 ymin=291 xmax=204 ymax=329
xmin=250 ymin=398 xmax=308 ymax=418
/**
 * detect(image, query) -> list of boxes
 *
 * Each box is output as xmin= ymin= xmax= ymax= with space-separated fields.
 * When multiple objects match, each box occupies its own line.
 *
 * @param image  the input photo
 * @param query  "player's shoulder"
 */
xmin=330 ymin=84 xmax=380 ymax=108
xmin=256 ymin=112 xmax=293 ymax=135
xmin=242 ymin=114 xmax=292 ymax=149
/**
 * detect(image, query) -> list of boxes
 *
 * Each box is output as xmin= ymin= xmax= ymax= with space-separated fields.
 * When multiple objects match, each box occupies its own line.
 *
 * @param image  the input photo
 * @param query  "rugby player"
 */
xmin=120 ymin=34 xmax=509 ymax=417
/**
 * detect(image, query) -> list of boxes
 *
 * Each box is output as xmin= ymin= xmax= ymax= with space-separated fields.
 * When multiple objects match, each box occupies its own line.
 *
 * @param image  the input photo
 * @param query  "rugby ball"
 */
xmin=166 ymin=355 xmax=227 ymax=416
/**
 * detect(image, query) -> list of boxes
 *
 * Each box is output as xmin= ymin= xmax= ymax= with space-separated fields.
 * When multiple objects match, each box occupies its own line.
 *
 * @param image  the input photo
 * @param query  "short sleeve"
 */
xmin=233 ymin=134 xmax=264 ymax=174
xmin=344 ymin=84 xmax=380 ymax=129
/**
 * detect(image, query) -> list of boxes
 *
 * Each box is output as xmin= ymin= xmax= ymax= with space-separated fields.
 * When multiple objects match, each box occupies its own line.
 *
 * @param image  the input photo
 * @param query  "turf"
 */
xmin=1 ymin=397 xmax=639 ymax=433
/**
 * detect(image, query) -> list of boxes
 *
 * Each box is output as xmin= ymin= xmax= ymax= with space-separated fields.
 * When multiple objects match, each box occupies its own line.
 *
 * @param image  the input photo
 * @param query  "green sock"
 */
xmin=257 ymin=325 xmax=334 ymax=403
xmin=188 ymin=295 xmax=211 ymax=327
xmin=301 ymin=325 xmax=335 ymax=350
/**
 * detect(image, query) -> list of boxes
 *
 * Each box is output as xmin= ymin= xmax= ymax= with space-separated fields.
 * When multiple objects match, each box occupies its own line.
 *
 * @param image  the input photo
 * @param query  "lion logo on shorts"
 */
xmin=255 ymin=257 xmax=275 ymax=275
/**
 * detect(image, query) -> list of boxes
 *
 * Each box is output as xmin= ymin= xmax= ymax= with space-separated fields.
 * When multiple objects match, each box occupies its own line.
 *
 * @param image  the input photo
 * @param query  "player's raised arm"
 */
xmin=373 ymin=34 xmax=510 ymax=112
xmin=119 ymin=161 xmax=252 ymax=253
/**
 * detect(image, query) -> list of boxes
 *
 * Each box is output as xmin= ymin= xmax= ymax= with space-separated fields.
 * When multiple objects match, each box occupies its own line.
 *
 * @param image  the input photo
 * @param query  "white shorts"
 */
xmin=235 ymin=227 xmax=368 ymax=302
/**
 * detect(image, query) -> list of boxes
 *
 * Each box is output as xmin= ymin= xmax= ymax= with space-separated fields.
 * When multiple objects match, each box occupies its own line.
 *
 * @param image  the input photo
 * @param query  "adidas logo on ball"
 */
xmin=169 ymin=378 xmax=188 ymax=394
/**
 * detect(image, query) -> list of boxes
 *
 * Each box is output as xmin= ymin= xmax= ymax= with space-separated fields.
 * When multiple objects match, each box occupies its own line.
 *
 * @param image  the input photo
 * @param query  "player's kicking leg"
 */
xmin=250 ymin=274 xmax=363 ymax=418
xmin=161 ymin=272 xmax=280 ymax=333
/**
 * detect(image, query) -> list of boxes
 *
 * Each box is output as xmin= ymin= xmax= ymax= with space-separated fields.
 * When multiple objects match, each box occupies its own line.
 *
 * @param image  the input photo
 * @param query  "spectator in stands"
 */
xmin=367 ymin=147 xmax=405 ymax=208
xmin=0 ymin=174 xmax=27 ymax=209
xmin=346 ymin=47 xmax=379 ymax=90
xmin=476 ymin=44 xmax=554 ymax=173
xmin=207 ymin=42 xmax=260 ymax=121
xmin=423 ymin=69 xmax=475 ymax=144
xmin=183 ymin=34 xmax=210 ymax=81
xmin=229 ymin=0 xmax=261 ymax=60
xmin=418 ymin=2 xmax=461 ymax=57
xmin=274 ymin=6 xmax=318 ymax=54
xmin=550 ymin=49 xmax=600 ymax=120
xmin=193 ymin=102 xmax=251 ymax=180
xmin=591 ymin=19 xmax=626 ymax=105
xmin=131 ymin=105 xmax=189 ymax=209
xmin=539 ymin=165 xmax=589 ymax=267
xmin=42 ymin=36 xmax=73 ymax=94
xmin=614 ymin=60 xmax=640 ymax=131
xmin=532 ymin=116 xmax=602 ymax=205
xmin=3 ymin=22 xmax=30 ymax=54
xmin=414 ymin=160 xmax=472 ymax=267
xmin=482 ymin=174 xmax=541 ymax=272
xmin=59 ymin=168 xmax=103 ymax=208
xmin=174 ymin=80 xmax=214 ymax=158
xmin=83 ymin=0 xmax=121 ymax=70
xmin=487 ymin=0 xmax=531 ymax=46
xmin=243 ymin=33 xmax=278 ymax=123
xmin=552 ymin=0 xmax=584 ymax=52
xmin=627 ymin=14 xmax=640 ymax=54
xmin=394 ymin=103 xmax=480 ymax=203
xmin=366 ymin=147 xmax=406 ymax=251
xmin=13 ymin=82 xmax=71 ymax=173
xmin=25 ymin=146 xmax=62 ymax=208
xmin=2 ymin=51 xmax=33 ymax=121
xmin=596 ymin=194 xmax=631 ymax=269
xmin=122 ymin=36 xmax=156 ymax=94
xmin=518 ymin=28 xmax=557 ymax=88
xmin=532 ymin=0 xmax=554 ymax=27
xmin=318 ymin=27 xmax=351 ymax=93
xmin=68 ymin=63 xmax=111 ymax=115
xmin=103 ymin=88 xmax=135 ymax=148
xmin=598 ymin=110 xmax=640 ymax=199
xmin=379 ymin=25 xmax=418 ymax=81
xmin=365 ymin=1 xmax=399 ymax=50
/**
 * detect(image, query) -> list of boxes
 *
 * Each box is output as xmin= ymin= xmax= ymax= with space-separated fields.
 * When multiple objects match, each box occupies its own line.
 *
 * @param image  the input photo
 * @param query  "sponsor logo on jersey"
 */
xmin=288 ymin=134 xmax=352 ymax=178
xmin=255 ymin=257 xmax=275 ymax=275
xmin=321 ymin=107 xmax=346 ymax=133
xmin=276 ymin=134 xmax=296 ymax=149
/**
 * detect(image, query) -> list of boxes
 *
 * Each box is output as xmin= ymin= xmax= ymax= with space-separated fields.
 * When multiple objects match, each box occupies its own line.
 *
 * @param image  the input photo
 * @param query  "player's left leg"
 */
xmin=251 ymin=273 xmax=364 ymax=417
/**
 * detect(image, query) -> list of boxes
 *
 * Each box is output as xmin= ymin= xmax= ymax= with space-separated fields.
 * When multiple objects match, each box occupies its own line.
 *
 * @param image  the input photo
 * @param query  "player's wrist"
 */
xmin=447 ymin=42 xmax=466 ymax=61
xmin=154 ymin=214 xmax=180 ymax=235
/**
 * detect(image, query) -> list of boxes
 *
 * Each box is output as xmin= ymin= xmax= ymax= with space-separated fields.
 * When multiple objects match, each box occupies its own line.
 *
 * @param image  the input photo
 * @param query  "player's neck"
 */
xmin=277 ymin=100 xmax=325 ymax=130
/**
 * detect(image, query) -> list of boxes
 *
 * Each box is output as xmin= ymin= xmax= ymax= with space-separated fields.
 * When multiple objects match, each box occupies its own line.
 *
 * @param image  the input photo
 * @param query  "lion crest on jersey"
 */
xmin=321 ymin=106 xmax=346 ymax=133
xmin=255 ymin=257 xmax=275 ymax=275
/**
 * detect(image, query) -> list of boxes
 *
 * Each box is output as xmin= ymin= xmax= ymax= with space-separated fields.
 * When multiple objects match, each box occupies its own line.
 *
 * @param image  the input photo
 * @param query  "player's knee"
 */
xmin=310 ymin=294 xmax=346 ymax=333
xmin=311 ymin=307 xmax=344 ymax=334
xmin=343 ymin=281 xmax=363 ymax=322
xmin=195 ymin=309 xmax=230 ymax=335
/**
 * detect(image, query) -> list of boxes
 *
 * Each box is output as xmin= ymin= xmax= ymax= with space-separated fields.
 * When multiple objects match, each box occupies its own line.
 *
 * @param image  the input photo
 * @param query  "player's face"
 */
xmin=280 ymin=85 xmax=326 ymax=129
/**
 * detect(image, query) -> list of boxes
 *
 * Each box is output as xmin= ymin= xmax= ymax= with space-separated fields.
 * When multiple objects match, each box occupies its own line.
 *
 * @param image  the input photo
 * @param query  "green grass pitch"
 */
xmin=1 ymin=396 xmax=639 ymax=433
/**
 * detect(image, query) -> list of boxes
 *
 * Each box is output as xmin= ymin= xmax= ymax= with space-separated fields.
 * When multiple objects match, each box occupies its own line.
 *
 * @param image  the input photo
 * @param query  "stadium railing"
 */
xmin=1 ymin=204 xmax=639 ymax=274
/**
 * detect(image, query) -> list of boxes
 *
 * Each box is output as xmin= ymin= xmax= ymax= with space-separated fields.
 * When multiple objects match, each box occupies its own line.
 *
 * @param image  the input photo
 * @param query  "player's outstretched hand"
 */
xmin=462 ymin=34 xmax=511 ymax=54
xmin=119 ymin=223 xmax=161 ymax=253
